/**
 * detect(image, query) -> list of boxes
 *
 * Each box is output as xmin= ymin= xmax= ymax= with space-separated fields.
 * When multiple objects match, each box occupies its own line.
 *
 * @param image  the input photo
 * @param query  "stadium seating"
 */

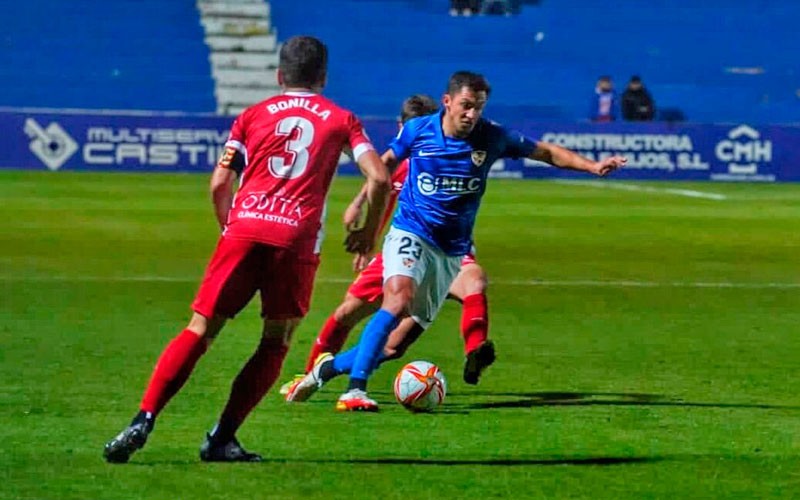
xmin=199 ymin=0 xmax=279 ymax=115
xmin=270 ymin=0 xmax=800 ymax=124
xmin=1 ymin=0 xmax=797 ymax=124
xmin=0 ymin=0 xmax=216 ymax=112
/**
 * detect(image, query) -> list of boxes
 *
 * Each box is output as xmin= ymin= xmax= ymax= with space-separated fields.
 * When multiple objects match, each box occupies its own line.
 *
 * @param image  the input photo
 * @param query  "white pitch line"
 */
xmin=2 ymin=275 xmax=798 ymax=289
xmin=503 ymin=279 xmax=800 ymax=289
xmin=553 ymin=180 xmax=728 ymax=201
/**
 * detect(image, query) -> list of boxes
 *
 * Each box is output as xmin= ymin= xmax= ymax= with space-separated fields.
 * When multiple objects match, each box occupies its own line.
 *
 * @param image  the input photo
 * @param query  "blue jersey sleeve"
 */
xmin=388 ymin=117 xmax=421 ymax=160
xmin=502 ymin=127 xmax=538 ymax=159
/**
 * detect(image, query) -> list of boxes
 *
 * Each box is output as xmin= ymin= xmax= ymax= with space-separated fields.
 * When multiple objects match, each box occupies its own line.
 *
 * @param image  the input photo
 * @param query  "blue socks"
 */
xmin=332 ymin=309 xmax=399 ymax=386
xmin=332 ymin=348 xmax=358 ymax=374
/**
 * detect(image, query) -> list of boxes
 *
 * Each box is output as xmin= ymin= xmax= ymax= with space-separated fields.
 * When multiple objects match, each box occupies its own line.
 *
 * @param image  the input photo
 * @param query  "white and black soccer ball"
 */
xmin=393 ymin=360 xmax=447 ymax=412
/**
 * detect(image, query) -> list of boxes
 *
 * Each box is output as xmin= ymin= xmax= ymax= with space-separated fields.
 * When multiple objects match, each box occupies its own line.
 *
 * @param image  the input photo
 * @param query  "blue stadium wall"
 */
xmin=0 ymin=0 xmax=215 ymax=112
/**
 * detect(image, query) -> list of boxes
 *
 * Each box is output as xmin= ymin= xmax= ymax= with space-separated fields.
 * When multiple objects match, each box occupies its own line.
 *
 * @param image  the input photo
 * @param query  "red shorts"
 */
xmin=461 ymin=252 xmax=477 ymax=266
xmin=347 ymin=252 xmax=477 ymax=303
xmin=192 ymin=237 xmax=320 ymax=319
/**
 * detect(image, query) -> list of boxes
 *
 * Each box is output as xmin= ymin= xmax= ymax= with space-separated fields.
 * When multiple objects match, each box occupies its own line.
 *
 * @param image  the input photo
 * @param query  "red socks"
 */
xmin=140 ymin=329 xmax=208 ymax=415
xmin=216 ymin=336 xmax=289 ymax=436
xmin=461 ymin=293 xmax=489 ymax=354
xmin=139 ymin=327 xmax=289 ymax=441
xmin=304 ymin=316 xmax=352 ymax=372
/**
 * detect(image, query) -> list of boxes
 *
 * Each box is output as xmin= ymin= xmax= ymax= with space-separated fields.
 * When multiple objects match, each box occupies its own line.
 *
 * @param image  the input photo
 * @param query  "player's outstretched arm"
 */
xmin=530 ymin=142 xmax=626 ymax=176
xmin=345 ymin=149 xmax=391 ymax=254
xmin=209 ymin=165 xmax=238 ymax=230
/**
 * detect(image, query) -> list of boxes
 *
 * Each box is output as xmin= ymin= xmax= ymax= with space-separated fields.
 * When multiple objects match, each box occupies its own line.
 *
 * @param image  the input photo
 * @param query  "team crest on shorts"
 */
xmin=402 ymin=257 xmax=415 ymax=268
xmin=471 ymin=150 xmax=487 ymax=167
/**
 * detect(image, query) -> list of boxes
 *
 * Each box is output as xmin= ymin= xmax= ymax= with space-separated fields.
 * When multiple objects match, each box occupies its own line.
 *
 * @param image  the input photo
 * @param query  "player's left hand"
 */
xmin=592 ymin=156 xmax=627 ymax=176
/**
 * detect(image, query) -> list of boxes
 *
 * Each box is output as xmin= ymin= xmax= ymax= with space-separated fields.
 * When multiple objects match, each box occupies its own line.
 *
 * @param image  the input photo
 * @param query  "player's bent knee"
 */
xmin=187 ymin=312 xmax=226 ymax=342
xmin=451 ymin=264 xmax=488 ymax=298
xmin=382 ymin=278 xmax=415 ymax=315
xmin=465 ymin=276 xmax=488 ymax=296
xmin=384 ymin=340 xmax=410 ymax=360
xmin=382 ymin=346 xmax=402 ymax=361
xmin=332 ymin=295 xmax=374 ymax=326
xmin=381 ymin=295 xmax=412 ymax=316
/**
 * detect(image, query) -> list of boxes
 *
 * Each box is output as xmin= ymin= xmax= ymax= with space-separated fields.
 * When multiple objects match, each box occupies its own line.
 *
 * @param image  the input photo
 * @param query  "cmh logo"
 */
xmin=714 ymin=125 xmax=772 ymax=175
xmin=24 ymin=118 xmax=78 ymax=171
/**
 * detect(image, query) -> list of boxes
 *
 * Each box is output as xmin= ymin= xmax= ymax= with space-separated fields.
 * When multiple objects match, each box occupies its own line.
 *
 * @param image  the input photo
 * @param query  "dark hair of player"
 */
xmin=399 ymin=94 xmax=439 ymax=123
xmin=446 ymin=71 xmax=491 ymax=97
xmin=279 ymin=36 xmax=328 ymax=88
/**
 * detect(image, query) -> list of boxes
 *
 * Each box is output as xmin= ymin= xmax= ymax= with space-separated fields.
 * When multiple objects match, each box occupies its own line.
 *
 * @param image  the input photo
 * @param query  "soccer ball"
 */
xmin=393 ymin=360 xmax=447 ymax=412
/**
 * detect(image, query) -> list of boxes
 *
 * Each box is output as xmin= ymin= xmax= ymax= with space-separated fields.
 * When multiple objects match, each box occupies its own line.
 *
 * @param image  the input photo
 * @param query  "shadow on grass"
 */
xmin=277 ymin=390 xmax=800 ymax=415
xmin=445 ymin=391 xmax=800 ymax=412
xmin=131 ymin=456 xmax=660 ymax=467
xmin=310 ymin=456 xmax=660 ymax=466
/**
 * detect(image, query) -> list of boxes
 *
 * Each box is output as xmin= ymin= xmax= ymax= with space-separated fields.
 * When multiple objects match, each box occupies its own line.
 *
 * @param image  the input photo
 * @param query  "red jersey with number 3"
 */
xmin=221 ymin=91 xmax=375 ymax=255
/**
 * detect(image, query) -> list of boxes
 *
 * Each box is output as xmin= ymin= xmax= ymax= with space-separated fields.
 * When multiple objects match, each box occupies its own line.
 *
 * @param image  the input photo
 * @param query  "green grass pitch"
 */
xmin=1 ymin=170 xmax=799 ymax=499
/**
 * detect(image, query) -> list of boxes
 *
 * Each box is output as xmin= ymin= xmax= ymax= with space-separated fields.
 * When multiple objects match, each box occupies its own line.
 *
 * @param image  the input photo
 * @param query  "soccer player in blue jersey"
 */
xmin=287 ymin=71 xmax=626 ymax=411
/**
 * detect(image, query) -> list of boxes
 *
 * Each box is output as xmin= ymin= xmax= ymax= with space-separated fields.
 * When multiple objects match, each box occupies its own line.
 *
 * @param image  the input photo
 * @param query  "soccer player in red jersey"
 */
xmin=103 ymin=36 xmax=391 ymax=463
xmin=282 ymin=94 xmax=494 ymax=398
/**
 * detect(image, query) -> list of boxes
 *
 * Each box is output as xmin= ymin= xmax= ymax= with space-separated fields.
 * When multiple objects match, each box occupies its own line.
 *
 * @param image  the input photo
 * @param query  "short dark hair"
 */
xmin=630 ymin=75 xmax=642 ymax=83
xmin=279 ymin=36 xmax=328 ymax=88
xmin=446 ymin=71 xmax=491 ymax=97
xmin=399 ymin=94 xmax=438 ymax=123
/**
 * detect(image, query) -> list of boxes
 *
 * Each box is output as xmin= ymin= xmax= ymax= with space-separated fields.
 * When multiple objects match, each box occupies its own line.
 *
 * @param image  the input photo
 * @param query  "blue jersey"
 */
xmin=389 ymin=111 xmax=538 ymax=256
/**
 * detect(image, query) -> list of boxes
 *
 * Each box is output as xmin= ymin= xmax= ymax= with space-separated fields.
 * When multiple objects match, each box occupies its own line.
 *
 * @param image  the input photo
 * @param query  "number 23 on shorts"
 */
xmin=384 ymin=229 xmax=426 ymax=277
xmin=397 ymin=236 xmax=422 ymax=259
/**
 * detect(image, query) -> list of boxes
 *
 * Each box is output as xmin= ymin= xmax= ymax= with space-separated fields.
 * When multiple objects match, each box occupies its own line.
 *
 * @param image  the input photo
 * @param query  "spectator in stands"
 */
xmin=450 ymin=0 xmax=480 ymax=16
xmin=621 ymin=75 xmax=656 ymax=121
xmin=480 ymin=0 xmax=519 ymax=15
xmin=589 ymin=76 xmax=617 ymax=122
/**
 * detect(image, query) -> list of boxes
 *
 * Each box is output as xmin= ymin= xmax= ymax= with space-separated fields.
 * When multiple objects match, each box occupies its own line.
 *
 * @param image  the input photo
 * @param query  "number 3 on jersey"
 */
xmin=269 ymin=116 xmax=314 ymax=179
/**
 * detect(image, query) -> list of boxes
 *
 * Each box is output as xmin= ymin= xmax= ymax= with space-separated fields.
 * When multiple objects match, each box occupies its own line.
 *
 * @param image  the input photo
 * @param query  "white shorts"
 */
xmin=382 ymin=227 xmax=462 ymax=329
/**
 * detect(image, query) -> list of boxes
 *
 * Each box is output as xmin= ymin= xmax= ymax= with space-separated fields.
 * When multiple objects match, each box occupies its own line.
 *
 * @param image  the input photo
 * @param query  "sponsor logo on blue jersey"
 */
xmin=417 ymin=172 xmax=482 ymax=196
xmin=389 ymin=112 xmax=538 ymax=255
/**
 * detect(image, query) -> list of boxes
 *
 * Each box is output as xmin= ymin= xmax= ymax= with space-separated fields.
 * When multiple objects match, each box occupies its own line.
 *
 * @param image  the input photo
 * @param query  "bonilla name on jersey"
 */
xmin=266 ymin=98 xmax=331 ymax=121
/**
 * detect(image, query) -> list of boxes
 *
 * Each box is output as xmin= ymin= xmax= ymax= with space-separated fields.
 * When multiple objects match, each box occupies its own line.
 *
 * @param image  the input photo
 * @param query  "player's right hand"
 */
xmin=592 ymin=156 xmax=627 ymax=176
xmin=343 ymin=228 xmax=375 ymax=255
